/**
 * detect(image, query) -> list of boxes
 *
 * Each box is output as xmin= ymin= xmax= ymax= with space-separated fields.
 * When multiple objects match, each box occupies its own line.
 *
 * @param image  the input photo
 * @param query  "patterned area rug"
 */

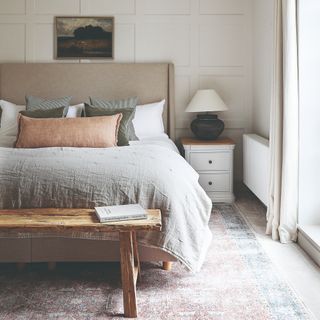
xmin=0 ymin=205 xmax=310 ymax=320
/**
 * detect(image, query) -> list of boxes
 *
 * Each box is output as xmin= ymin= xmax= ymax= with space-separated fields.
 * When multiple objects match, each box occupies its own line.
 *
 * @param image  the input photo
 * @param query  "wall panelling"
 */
xmin=0 ymin=0 xmax=253 ymax=180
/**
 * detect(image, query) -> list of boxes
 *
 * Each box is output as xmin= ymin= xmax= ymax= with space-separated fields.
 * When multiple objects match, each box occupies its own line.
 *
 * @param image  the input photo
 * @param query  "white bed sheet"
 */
xmin=130 ymin=135 xmax=179 ymax=153
xmin=0 ymin=134 xmax=179 ymax=153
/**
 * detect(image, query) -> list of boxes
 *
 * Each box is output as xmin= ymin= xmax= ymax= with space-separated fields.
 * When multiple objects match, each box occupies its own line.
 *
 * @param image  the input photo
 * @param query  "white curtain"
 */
xmin=266 ymin=0 xmax=299 ymax=243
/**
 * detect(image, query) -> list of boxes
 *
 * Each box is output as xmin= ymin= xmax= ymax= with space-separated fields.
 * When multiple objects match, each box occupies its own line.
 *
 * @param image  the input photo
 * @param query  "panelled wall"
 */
xmin=252 ymin=0 xmax=274 ymax=139
xmin=0 ymin=0 xmax=253 ymax=180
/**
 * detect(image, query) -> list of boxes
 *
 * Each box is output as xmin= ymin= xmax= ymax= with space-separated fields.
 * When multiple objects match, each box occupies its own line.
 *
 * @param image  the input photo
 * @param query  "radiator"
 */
xmin=243 ymin=134 xmax=270 ymax=206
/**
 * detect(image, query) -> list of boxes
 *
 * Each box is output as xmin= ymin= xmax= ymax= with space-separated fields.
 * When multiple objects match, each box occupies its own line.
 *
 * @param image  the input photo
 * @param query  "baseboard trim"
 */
xmin=298 ymin=227 xmax=320 ymax=267
xmin=207 ymin=192 xmax=235 ymax=203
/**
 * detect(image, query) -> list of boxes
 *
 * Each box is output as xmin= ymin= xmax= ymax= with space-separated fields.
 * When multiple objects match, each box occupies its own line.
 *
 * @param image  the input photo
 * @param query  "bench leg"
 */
xmin=162 ymin=261 xmax=173 ymax=271
xmin=119 ymin=231 xmax=139 ymax=318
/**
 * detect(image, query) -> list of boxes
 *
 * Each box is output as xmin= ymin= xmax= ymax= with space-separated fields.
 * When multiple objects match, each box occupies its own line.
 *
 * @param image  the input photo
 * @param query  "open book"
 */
xmin=95 ymin=204 xmax=148 ymax=223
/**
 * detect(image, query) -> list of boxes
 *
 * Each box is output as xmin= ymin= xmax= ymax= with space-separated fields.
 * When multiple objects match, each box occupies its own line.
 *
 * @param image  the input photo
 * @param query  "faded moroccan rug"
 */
xmin=0 ymin=205 xmax=310 ymax=319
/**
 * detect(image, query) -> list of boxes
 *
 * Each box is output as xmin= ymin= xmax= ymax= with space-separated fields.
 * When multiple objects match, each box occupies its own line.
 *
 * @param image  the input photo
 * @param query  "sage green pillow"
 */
xmin=20 ymin=106 xmax=65 ymax=118
xmin=85 ymin=104 xmax=135 ymax=146
xmin=25 ymin=95 xmax=71 ymax=116
xmin=89 ymin=96 xmax=138 ymax=141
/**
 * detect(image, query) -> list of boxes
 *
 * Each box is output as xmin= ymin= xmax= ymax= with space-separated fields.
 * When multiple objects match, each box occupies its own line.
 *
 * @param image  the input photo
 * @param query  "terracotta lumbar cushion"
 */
xmin=15 ymin=114 xmax=122 ymax=148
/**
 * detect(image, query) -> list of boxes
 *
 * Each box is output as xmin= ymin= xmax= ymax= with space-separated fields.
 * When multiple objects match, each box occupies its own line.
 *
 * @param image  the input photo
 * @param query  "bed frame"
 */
xmin=0 ymin=63 xmax=176 ymax=269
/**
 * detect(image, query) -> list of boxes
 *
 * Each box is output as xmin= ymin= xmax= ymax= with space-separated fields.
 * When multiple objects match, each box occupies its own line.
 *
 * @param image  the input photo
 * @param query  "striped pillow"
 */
xmin=25 ymin=95 xmax=72 ymax=116
xmin=89 ymin=96 xmax=138 ymax=141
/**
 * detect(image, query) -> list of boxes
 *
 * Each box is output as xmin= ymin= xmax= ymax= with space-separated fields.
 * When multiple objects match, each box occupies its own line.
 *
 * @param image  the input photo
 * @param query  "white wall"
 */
xmin=0 ymin=0 xmax=254 ymax=180
xmin=298 ymin=0 xmax=320 ymax=225
xmin=251 ymin=0 xmax=274 ymax=139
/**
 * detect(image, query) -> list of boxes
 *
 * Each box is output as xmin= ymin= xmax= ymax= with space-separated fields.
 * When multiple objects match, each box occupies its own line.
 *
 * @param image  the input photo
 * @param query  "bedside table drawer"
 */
xmin=190 ymin=152 xmax=231 ymax=171
xmin=198 ymin=173 xmax=230 ymax=192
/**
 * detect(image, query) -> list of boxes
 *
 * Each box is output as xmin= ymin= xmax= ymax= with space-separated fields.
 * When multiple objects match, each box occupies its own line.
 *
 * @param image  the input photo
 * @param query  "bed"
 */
xmin=0 ymin=63 xmax=212 ymax=272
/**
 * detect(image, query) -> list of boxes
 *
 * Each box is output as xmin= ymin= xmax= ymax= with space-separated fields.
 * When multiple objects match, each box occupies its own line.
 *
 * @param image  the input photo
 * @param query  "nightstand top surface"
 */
xmin=180 ymin=137 xmax=235 ymax=146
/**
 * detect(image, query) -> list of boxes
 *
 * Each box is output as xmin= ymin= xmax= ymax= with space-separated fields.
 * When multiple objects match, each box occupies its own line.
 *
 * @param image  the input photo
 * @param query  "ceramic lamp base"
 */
xmin=190 ymin=114 xmax=224 ymax=140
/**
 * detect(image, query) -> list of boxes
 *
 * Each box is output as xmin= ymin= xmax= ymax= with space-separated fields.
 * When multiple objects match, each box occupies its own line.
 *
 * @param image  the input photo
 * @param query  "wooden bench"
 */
xmin=0 ymin=208 xmax=162 ymax=318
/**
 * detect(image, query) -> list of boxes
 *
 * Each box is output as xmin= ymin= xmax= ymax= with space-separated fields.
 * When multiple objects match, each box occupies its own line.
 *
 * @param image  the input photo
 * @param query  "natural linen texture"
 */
xmin=89 ymin=96 xmax=138 ymax=141
xmin=85 ymin=103 xmax=135 ymax=146
xmin=15 ymin=114 xmax=122 ymax=148
xmin=20 ymin=106 xmax=65 ymax=118
xmin=0 ymin=145 xmax=212 ymax=272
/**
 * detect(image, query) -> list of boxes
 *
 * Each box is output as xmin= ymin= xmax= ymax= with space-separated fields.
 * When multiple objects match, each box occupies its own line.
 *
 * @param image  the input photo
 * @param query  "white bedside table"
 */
xmin=181 ymin=137 xmax=235 ymax=203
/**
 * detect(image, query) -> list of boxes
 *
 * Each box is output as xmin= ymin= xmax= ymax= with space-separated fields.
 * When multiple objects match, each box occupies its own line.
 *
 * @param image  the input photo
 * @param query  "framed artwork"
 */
xmin=55 ymin=16 xmax=114 ymax=59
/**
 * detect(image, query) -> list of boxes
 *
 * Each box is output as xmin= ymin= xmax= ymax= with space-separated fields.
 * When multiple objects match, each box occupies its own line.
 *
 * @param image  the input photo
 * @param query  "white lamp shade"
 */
xmin=185 ymin=89 xmax=228 ymax=113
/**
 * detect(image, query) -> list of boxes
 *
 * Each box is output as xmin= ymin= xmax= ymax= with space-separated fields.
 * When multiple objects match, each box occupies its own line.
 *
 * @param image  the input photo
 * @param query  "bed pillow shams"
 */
xmin=85 ymin=104 xmax=135 ymax=146
xmin=66 ymin=103 xmax=84 ymax=118
xmin=1 ymin=102 xmax=83 ymax=121
xmin=89 ymin=96 xmax=138 ymax=141
xmin=26 ymin=95 xmax=72 ymax=116
xmin=20 ymin=107 xmax=65 ymax=118
xmin=15 ymin=114 xmax=122 ymax=148
xmin=133 ymin=99 xmax=166 ymax=139
xmin=0 ymin=100 xmax=26 ymax=136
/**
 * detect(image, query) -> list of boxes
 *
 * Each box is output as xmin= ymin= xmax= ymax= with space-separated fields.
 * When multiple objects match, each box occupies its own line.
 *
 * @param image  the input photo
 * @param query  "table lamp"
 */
xmin=185 ymin=89 xmax=228 ymax=140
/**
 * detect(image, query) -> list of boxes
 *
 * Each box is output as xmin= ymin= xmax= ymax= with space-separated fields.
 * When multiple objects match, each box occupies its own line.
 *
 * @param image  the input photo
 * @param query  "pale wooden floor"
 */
xmin=235 ymin=184 xmax=320 ymax=320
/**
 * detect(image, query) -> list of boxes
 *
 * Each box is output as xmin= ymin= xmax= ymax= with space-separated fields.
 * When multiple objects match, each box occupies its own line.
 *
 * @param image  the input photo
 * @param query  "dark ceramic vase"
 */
xmin=190 ymin=114 xmax=224 ymax=140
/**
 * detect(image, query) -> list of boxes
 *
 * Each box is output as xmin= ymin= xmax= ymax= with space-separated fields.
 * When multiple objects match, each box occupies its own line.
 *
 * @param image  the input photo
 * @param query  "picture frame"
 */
xmin=55 ymin=16 xmax=114 ymax=59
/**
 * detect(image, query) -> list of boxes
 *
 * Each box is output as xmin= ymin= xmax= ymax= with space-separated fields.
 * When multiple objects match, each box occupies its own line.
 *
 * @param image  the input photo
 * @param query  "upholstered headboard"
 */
xmin=0 ymin=63 xmax=175 ymax=139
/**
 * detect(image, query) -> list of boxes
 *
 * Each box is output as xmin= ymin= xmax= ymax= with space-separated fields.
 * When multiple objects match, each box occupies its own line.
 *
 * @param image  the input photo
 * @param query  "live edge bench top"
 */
xmin=0 ymin=208 xmax=162 ymax=233
xmin=0 ymin=208 xmax=162 ymax=318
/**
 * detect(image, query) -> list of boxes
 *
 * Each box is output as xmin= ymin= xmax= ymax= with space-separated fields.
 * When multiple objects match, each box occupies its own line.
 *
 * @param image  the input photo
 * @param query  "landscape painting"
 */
xmin=55 ymin=17 xmax=114 ymax=59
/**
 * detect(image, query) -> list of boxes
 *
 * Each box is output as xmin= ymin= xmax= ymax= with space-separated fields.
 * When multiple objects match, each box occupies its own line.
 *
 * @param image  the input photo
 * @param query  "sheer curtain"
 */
xmin=266 ymin=0 xmax=299 ymax=243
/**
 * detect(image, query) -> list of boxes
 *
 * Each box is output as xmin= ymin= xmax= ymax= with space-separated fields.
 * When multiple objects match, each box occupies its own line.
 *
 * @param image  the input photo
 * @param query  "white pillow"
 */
xmin=0 ymin=100 xmax=83 ymax=137
xmin=132 ymin=99 xmax=166 ymax=139
xmin=66 ymin=103 xmax=84 ymax=118
xmin=0 ymin=100 xmax=26 ymax=136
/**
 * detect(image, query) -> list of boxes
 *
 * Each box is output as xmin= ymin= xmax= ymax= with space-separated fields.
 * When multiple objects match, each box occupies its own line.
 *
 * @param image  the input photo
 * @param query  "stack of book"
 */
xmin=94 ymin=204 xmax=147 ymax=223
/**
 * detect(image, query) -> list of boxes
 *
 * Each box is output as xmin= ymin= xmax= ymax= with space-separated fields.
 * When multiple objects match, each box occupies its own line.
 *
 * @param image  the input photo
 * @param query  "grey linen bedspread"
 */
xmin=0 ymin=145 xmax=212 ymax=272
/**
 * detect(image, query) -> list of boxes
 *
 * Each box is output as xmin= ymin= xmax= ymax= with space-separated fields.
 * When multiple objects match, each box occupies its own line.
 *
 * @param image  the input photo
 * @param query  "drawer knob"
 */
xmin=208 ymin=160 xmax=213 ymax=164
xmin=208 ymin=181 xmax=213 ymax=185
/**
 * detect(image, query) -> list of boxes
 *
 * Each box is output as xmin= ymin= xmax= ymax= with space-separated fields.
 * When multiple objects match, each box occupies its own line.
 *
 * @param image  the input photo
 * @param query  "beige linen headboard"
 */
xmin=0 ymin=63 xmax=175 ymax=139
